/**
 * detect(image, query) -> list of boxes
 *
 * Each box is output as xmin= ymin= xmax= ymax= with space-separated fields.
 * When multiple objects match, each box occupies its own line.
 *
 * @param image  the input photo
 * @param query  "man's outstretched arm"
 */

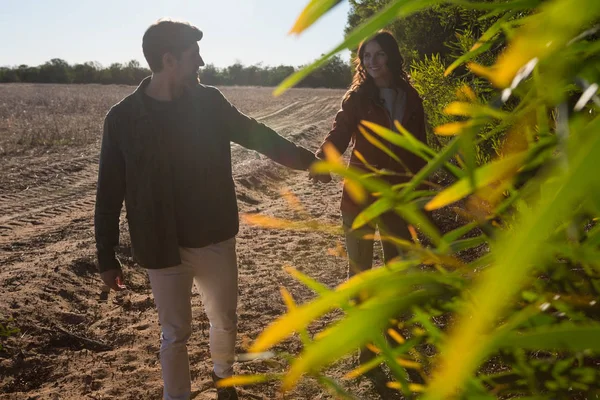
xmin=214 ymin=88 xmax=317 ymax=171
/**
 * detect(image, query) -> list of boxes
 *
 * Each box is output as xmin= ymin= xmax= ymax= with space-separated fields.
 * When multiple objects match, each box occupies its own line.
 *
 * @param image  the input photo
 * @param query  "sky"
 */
xmin=0 ymin=0 xmax=352 ymax=69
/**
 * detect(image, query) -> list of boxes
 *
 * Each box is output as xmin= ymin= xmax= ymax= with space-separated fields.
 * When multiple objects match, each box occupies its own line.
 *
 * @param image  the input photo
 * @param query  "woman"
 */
xmin=313 ymin=30 xmax=428 ymax=279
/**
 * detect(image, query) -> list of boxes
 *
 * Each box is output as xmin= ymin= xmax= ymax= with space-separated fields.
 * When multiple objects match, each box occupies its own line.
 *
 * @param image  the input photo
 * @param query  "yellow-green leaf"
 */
xmin=241 ymin=213 xmax=341 ymax=235
xmin=216 ymin=374 xmax=274 ymax=388
xmin=445 ymin=10 xmax=514 ymax=76
xmin=360 ymin=120 xmax=466 ymax=183
xmin=499 ymin=324 xmax=600 ymax=351
xmin=289 ymin=0 xmax=342 ymax=35
xmin=362 ymin=121 xmax=421 ymax=154
xmin=425 ymin=152 xmax=527 ymax=211
xmin=311 ymin=160 xmax=396 ymax=197
xmin=443 ymin=102 xmax=476 ymax=116
xmin=282 ymin=290 xmax=433 ymax=390
xmin=345 ymin=178 xmax=368 ymax=205
xmin=284 ymin=266 xmax=331 ymax=295
xmin=353 ymin=150 xmax=399 ymax=176
xmin=387 ymin=381 xmax=426 ymax=392
xmin=321 ymin=141 xmax=344 ymax=166
xmin=280 ymin=287 xmax=296 ymax=311
xmin=352 ymin=197 xmax=395 ymax=229
xmin=456 ymin=85 xmax=478 ymax=102
xmin=396 ymin=357 xmax=421 ymax=370
xmin=444 ymin=102 xmax=507 ymax=119
xmin=251 ymin=272 xmax=456 ymax=354
xmin=434 ymin=121 xmax=472 ymax=136
xmin=359 ymin=126 xmax=402 ymax=163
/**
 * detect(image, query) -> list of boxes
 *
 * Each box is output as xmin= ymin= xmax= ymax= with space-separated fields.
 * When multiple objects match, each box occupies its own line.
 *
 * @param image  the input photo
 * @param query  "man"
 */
xmin=95 ymin=19 xmax=319 ymax=400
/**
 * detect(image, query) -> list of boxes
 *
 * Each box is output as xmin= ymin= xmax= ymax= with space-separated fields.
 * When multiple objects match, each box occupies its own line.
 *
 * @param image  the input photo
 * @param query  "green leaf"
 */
xmin=353 ymin=150 xmax=401 ymax=175
xmin=584 ymin=223 xmax=600 ymax=248
xmin=316 ymin=375 xmax=361 ymax=400
xmin=426 ymin=152 xmax=528 ymax=210
xmin=460 ymin=126 xmax=478 ymax=196
xmin=359 ymin=126 xmax=403 ymax=164
xmin=444 ymin=102 xmax=508 ymax=119
xmin=251 ymin=271 xmax=460 ymax=354
xmin=289 ymin=0 xmax=342 ymax=35
xmin=284 ymin=266 xmax=331 ymax=296
xmin=499 ymin=324 xmax=600 ymax=351
xmin=395 ymin=202 xmax=444 ymax=247
xmin=445 ymin=11 xmax=515 ymax=76
xmin=363 ymin=119 xmax=462 ymax=173
xmin=362 ymin=120 xmax=429 ymax=158
xmin=446 ymin=41 xmax=494 ymax=77
xmin=280 ymin=287 xmax=312 ymax=346
xmin=446 ymin=0 xmax=542 ymax=11
xmin=360 ymin=121 xmax=465 ymax=196
xmin=352 ymin=197 xmax=396 ymax=229
xmin=468 ymin=252 xmax=494 ymax=270
xmin=449 ymin=236 xmax=487 ymax=253
xmin=282 ymin=289 xmax=435 ymax=390
xmin=412 ymin=307 xmax=445 ymax=343
xmin=442 ymin=221 xmax=480 ymax=243
xmin=344 ymin=337 xmax=422 ymax=379
xmin=404 ymin=139 xmax=465 ymax=201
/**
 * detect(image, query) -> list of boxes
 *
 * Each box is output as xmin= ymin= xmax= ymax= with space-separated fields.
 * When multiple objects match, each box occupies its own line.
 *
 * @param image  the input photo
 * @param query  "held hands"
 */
xmin=100 ymin=268 xmax=127 ymax=292
xmin=308 ymin=150 xmax=332 ymax=183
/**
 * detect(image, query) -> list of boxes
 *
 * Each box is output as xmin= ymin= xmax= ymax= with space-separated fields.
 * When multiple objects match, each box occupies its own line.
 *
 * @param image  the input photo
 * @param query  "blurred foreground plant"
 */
xmin=223 ymin=0 xmax=600 ymax=398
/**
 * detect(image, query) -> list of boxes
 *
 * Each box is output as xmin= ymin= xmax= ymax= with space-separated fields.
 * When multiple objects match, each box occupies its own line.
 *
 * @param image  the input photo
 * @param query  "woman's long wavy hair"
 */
xmin=345 ymin=30 xmax=410 ymax=101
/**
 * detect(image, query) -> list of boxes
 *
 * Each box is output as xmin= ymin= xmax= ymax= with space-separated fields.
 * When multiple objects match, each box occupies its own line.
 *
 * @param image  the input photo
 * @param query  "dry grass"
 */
xmin=0 ymin=84 xmax=132 ymax=155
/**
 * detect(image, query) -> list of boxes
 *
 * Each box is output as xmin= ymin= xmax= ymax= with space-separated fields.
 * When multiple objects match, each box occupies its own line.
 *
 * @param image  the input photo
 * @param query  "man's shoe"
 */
xmin=211 ymin=371 xmax=239 ymax=400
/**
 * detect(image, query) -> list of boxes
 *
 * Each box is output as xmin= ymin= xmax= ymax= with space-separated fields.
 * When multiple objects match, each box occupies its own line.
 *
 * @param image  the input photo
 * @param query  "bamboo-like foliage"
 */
xmin=223 ymin=0 xmax=600 ymax=398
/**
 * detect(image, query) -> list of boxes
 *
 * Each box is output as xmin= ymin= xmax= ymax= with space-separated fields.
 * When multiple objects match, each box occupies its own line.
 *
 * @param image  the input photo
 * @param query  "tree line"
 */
xmin=0 ymin=56 xmax=351 ymax=88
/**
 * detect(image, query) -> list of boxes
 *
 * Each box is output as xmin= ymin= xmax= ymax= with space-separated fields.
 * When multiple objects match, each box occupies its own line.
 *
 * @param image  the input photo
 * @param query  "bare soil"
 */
xmin=0 ymin=84 xmax=423 ymax=399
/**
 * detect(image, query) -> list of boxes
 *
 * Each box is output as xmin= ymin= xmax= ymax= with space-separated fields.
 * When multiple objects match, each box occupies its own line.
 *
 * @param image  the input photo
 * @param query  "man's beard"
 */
xmin=185 ymin=71 xmax=200 ymax=87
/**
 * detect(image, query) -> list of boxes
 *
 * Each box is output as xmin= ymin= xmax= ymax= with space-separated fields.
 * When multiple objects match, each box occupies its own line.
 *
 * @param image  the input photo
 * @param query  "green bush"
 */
xmin=410 ymin=54 xmax=465 ymax=147
xmin=411 ymin=53 xmax=503 ymax=165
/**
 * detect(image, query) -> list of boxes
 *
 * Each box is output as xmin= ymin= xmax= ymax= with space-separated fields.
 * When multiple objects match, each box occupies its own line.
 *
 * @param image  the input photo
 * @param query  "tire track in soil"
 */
xmin=0 ymin=155 xmax=99 ymax=246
